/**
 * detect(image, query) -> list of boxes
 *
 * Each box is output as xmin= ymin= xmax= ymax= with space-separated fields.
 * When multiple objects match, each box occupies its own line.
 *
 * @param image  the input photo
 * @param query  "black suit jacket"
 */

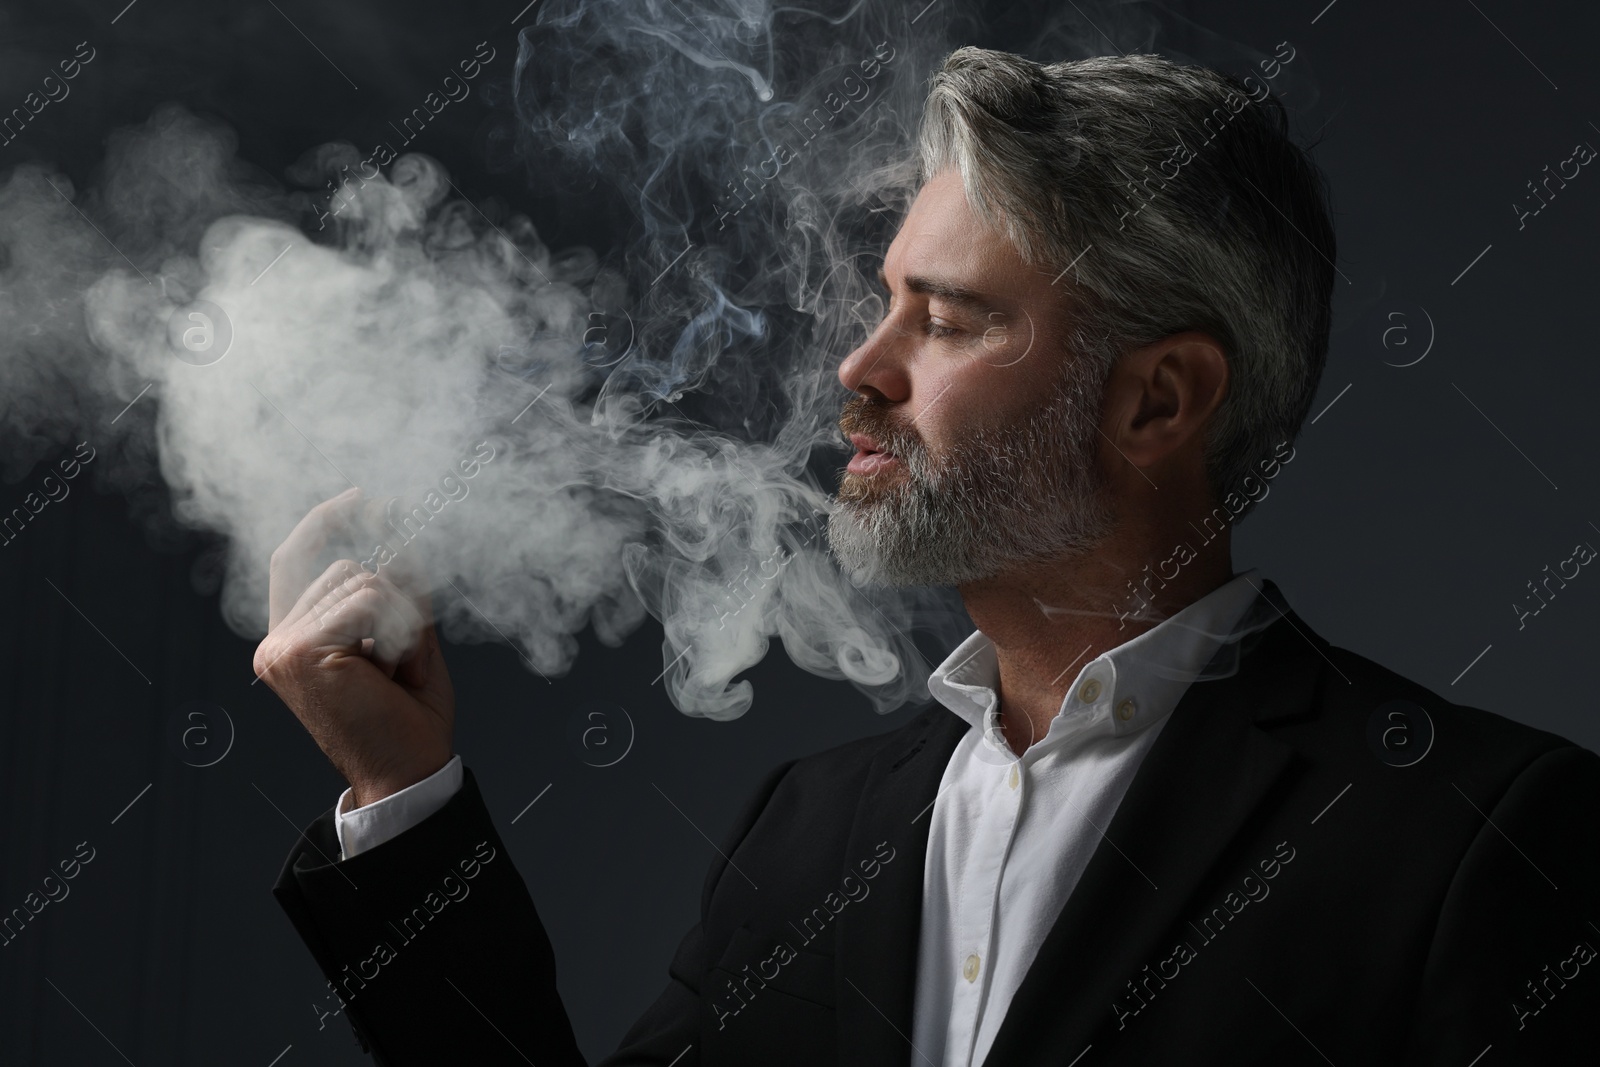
xmin=274 ymin=597 xmax=1600 ymax=1065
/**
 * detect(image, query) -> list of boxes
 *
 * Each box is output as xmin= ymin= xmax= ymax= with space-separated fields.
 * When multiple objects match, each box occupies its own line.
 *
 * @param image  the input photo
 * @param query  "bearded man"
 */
xmin=258 ymin=46 xmax=1599 ymax=1066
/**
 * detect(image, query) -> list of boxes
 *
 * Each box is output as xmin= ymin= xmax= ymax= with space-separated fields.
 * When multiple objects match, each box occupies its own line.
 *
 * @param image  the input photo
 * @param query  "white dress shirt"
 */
xmin=334 ymin=755 xmax=462 ymax=860
xmin=333 ymin=570 xmax=1265 ymax=1067
xmin=909 ymin=569 xmax=1263 ymax=1067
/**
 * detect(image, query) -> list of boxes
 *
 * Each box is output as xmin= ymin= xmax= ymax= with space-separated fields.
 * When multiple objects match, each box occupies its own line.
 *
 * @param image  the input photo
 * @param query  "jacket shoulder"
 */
xmin=782 ymin=699 xmax=952 ymax=780
xmin=1308 ymin=638 xmax=1588 ymax=783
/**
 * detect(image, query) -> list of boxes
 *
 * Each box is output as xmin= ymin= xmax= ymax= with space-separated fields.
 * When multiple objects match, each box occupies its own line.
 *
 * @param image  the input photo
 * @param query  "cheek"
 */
xmin=925 ymin=354 xmax=1053 ymax=440
xmin=906 ymin=366 xmax=969 ymax=451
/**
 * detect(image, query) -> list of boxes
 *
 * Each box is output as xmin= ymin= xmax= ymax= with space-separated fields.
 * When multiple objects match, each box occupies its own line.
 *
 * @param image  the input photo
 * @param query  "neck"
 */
xmin=957 ymin=520 xmax=1235 ymax=755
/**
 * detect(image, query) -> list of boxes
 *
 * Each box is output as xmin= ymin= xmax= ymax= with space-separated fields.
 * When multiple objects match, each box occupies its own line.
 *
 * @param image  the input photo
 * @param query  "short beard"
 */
xmin=826 ymin=355 xmax=1116 ymax=588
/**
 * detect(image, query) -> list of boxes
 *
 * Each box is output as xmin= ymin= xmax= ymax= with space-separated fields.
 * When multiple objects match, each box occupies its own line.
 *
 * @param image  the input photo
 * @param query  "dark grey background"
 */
xmin=1 ymin=0 xmax=1596 ymax=1063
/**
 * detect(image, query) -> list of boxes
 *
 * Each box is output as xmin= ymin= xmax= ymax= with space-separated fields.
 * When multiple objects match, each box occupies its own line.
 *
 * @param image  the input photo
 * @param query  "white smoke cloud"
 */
xmin=0 ymin=0 xmax=1009 ymax=719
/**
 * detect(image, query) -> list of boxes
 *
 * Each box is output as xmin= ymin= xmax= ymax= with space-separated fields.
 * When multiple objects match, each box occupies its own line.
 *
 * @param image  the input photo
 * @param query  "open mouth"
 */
xmin=846 ymin=432 xmax=900 ymax=475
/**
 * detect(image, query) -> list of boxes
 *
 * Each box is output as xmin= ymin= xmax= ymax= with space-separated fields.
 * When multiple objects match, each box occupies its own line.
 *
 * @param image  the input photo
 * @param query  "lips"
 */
xmin=846 ymin=431 xmax=899 ymax=475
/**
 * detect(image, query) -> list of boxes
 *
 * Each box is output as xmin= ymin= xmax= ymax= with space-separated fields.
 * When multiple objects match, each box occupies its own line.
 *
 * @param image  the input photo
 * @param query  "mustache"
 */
xmin=838 ymin=397 xmax=925 ymax=460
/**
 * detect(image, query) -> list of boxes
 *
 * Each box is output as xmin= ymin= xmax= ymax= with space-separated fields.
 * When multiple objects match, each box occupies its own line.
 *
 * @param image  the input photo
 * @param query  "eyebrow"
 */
xmin=877 ymin=267 xmax=1006 ymax=317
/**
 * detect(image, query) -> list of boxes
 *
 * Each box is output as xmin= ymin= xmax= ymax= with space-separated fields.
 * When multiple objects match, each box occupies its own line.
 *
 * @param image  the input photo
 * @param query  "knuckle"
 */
xmin=343 ymin=572 xmax=382 ymax=599
xmin=346 ymin=583 xmax=387 ymax=611
xmin=252 ymin=639 xmax=281 ymax=680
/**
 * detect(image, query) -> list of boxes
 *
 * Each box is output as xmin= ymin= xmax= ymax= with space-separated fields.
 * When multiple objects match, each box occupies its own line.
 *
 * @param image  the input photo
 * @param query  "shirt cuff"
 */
xmin=335 ymin=755 xmax=464 ymax=861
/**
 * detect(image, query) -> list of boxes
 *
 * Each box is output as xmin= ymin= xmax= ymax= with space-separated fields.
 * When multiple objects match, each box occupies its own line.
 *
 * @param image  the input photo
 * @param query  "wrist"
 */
xmin=347 ymin=755 xmax=452 ymax=810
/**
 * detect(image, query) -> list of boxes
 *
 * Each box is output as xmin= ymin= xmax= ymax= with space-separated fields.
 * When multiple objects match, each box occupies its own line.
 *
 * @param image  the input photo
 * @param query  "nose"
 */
xmin=837 ymin=314 xmax=911 ymax=404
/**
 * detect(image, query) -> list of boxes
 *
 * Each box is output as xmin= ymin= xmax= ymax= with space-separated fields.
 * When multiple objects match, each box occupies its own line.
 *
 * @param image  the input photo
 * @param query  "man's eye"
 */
xmin=925 ymin=320 xmax=961 ymax=339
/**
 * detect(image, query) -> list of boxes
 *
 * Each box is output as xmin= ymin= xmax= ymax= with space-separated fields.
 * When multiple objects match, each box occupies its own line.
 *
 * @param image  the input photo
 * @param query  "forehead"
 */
xmin=884 ymin=169 xmax=1038 ymax=288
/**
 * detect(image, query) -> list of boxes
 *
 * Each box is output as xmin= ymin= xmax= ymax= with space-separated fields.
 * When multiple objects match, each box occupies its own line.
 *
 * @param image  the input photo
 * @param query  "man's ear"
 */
xmin=1109 ymin=330 xmax=1229 ymax=469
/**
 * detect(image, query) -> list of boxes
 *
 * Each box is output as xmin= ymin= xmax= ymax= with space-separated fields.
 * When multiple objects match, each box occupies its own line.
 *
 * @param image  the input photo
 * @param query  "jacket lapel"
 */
xmin=979 ymin=594 xmax=1327 ymax=1065
xmin=835 ymin=704 xmax=968 ymax=1067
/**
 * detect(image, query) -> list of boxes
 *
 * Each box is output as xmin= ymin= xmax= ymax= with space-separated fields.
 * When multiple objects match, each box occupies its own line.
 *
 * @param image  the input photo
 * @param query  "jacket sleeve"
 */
xmin=273 ymin=760 xmax=797 ymax=1066
xmin=1399 ymin=744 xmax=1600 ymax=1065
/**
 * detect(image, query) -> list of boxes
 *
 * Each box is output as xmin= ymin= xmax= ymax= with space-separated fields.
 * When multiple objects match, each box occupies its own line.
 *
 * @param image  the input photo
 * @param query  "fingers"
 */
xmin=269 ymin=488 xmax=362 ymax=630
xmin=277 ymin=548 xmax=438 ymax=649
xmin=279 ymin=557 xmax=366 ymax=633
xmin=255 ymin=562 xmax=428 ymax=685
xmin=268 ymin=489 xmax=405 ymax=629
xmin=362 ymin=498 xmax=438 ymax=613
xmin=270 ymin=489 xmax=452 ymax=635
xmin=310 ymin=576 xmax=428 ymax=675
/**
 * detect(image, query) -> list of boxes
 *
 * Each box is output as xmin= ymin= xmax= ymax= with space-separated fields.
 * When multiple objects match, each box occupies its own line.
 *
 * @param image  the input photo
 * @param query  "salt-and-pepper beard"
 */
xmin=826 ymin=352 xmax=1118 ymax=588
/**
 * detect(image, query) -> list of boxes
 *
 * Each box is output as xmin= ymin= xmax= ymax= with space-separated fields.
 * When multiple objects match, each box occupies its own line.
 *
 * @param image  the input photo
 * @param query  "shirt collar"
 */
xmin=927 ymin=568 xmax=1268 ymax=749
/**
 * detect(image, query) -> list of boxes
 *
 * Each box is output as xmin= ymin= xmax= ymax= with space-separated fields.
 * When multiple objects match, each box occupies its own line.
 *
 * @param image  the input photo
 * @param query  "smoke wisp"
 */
xmin=0 ymin=0 xmax=1007 ymax=719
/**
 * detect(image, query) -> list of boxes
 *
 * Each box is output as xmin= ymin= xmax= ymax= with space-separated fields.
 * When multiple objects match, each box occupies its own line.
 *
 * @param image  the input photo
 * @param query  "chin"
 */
xmin=824 ymin=497 xmax=998 ymax=589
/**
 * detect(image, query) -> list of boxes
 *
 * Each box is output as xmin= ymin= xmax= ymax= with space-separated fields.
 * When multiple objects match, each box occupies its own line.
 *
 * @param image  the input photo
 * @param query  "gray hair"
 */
xmin=916 ymin=47 xmax=1335 ymax=522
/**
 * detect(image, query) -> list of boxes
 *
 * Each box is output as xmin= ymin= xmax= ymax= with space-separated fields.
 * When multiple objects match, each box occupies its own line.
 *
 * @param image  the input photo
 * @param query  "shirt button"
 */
xmin=963 ymin=954 xmax=981 ymax=982
xmin=1008 ymin=765 xmax=1020 ymax=790
xmin=1116 ymin=698 xmax=1136 ymax=722
xmin=1078 ymin=678 xmax=1102 ymax=703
